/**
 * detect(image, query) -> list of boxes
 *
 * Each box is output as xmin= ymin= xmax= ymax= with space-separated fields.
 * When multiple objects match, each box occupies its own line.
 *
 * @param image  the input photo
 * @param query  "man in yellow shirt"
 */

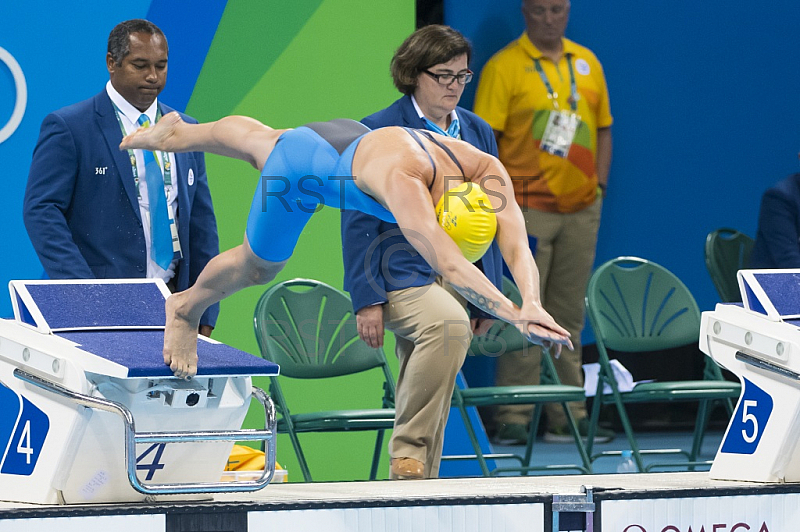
xmin=474 ymin=0 xmax=613 ymax=444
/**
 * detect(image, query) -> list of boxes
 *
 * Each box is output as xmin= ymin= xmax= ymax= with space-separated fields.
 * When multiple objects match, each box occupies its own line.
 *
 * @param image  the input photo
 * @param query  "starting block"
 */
xmin=700 ymin=269 xmax=800 ymax=483
xmin=0 ymin=279 xmax=279 ymax=504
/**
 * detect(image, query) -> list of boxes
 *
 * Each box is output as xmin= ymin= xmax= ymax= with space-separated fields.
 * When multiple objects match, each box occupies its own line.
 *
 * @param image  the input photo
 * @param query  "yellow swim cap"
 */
xmin=436 ymin=181 xmax=497 ymax=263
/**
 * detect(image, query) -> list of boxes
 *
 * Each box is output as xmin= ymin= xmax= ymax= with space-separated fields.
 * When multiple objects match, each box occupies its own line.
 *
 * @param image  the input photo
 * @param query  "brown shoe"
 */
xmin=390 ymin=457 xmax=424 ymax=480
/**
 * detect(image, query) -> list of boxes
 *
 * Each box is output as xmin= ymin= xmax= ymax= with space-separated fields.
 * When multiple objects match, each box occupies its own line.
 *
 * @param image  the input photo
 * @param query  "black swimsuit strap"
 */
xmin=416 ymin=129 xmax=466 ymax=178
xmin=402 ymin=127 xmax=437 ymax=180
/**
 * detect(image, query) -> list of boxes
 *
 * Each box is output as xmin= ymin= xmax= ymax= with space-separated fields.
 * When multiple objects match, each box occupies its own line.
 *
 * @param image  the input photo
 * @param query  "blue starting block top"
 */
xmin=738 ymin=270 xmax=800 ymax=321
xmin=25 ymin=282 xmax=167 ymax=330
xmin=59 ymin=331 xmax=277 ymax=377
xmin=8 ymin=279 xmax=278 ymax=378
xmin=12 ymin=280 xmax=168 ymax=331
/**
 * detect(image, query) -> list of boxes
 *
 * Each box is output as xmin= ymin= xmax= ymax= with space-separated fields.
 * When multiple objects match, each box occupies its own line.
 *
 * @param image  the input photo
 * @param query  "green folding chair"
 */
xmin=705 ymin=228 xmax=754 ymax=303
xmin=449 ymin=277 xmax=592 ymax=476
xmin=585 ymin=257 xmax=741 ymax=472
xmin=253 ymin=278 xmax=396 ymax=482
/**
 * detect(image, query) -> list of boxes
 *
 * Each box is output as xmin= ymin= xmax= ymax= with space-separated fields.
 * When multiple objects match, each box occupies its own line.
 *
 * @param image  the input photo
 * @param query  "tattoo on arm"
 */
xmin=451 ymin=284 xmax=501 ymax=315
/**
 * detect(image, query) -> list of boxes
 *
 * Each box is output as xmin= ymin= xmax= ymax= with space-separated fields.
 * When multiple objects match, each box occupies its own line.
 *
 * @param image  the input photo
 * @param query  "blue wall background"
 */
xmin=446 ymin=0 xmax=800 ymax=341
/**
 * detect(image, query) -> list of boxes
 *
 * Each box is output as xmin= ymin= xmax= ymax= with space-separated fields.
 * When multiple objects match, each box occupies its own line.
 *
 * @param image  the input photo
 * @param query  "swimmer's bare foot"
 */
xmin=164 ymin=291 xmax=200 ymax=379
xmin=120 ymin=111 xmax=184 ymax=152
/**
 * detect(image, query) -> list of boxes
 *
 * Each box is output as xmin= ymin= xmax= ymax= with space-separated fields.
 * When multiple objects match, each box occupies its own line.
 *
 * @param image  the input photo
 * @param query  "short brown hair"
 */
xmin=390 ymin=25 xmax=472 ymax=95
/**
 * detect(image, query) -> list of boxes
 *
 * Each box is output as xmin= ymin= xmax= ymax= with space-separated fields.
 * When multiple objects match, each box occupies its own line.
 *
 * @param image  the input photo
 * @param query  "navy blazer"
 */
xmin=751 ymin=173 xmax=800 ymax=269
xmin=23 ymin=90 xmax=220 ymax=326
xmin=341 ymin=95 xmax=503 ymax=317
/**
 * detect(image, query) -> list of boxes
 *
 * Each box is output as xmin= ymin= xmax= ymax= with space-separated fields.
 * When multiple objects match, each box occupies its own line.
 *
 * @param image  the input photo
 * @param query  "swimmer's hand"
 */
xmin=523 ymin=322 xmax=573 ymax=357
xmin=516 ymin=303 xmax=572 ymax=357
xmin=120 ymin=111 xmax=184 ymax=153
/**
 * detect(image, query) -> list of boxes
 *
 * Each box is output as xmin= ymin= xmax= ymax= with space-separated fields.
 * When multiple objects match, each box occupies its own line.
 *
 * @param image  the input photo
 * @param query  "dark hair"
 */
xmin=390 ymin=25 xmax=472 ymax=95
xmin=107 ymin=19 xmax=167 ymax=65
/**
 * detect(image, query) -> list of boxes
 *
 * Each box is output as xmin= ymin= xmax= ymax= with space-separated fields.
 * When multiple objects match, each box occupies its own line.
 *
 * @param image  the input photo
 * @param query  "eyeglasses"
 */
xmin=423 ymin=69 xmax=473 ymax=86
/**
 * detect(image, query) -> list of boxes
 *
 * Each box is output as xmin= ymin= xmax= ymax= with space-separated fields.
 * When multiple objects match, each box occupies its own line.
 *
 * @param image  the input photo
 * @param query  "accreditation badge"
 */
xmin=540 ymin=110 xmax=580 ymax=158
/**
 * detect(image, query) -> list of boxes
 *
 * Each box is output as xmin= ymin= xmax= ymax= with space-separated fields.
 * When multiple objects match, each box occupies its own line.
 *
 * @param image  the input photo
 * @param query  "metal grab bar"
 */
xmin=14 ymin=368 xmax=277 ymax=495
xmin=735 ymin=351 xmax=800 ymax=381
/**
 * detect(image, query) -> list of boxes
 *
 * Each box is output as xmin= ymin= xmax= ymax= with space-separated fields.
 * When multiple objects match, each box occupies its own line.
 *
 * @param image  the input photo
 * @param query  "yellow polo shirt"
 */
xmin=475 ymin=34 xmax=612 ymax=213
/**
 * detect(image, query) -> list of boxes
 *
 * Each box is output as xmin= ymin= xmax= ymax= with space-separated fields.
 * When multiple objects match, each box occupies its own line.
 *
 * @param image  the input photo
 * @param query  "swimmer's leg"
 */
xmin=120 ymin=112 xmax=289 ymax=172
xmin=164 ymin=236 xmax=286 ymax=378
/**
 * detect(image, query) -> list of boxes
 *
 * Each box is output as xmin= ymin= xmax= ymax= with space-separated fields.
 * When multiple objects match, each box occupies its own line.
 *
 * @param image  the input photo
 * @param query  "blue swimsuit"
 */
xmin=245 ymin=119 xmax=395 ymax=261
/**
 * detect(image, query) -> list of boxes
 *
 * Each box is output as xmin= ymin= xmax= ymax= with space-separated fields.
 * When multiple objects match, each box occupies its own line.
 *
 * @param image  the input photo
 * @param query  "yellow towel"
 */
xmin=226 ymin=444 xmax=282 ymax=471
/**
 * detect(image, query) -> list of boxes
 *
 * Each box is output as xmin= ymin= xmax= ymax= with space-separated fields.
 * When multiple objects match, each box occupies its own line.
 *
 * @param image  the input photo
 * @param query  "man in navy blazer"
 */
xmin=751 ymin=173 xmax=800 ymax=268
xmin=23 ymin=19 xmax=219 ymax=331
xmin=341 ymin=25 xmax=503 ymax=480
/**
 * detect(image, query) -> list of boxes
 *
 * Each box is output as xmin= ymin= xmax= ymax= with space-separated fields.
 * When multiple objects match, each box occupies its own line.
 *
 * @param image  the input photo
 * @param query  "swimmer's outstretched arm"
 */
xmin=472 ymin=158 xmax=573 ymax=353
xmin=383 ymin=174 xmax=571 ymax=351
xmin=120 ymin=111 xmax=288 ymax=172
xmin=162 ymin=238 xmax=286 ymax=379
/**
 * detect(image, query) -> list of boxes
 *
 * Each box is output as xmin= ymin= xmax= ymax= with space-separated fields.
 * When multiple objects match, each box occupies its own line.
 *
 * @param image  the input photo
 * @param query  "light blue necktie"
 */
xmin=138 ymin=114 xmax=173 ymax=270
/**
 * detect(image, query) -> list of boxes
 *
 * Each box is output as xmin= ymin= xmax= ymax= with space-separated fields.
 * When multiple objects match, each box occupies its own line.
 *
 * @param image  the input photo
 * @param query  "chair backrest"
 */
xmin=502 ymin=276 xmax=523 ymax=307
xmin=254 ymin=279 xmax=390 ymax=379
xmin=586 ymin=257 xmax=701 ymax=354
xmin=704 ymin=228 xmax=754 ymax=303
xmin=468 ymin=276 xmax=528 ymax=357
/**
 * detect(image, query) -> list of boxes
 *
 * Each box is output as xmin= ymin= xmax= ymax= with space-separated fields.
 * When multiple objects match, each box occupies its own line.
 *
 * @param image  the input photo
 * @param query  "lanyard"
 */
xmin=533 ymin=53 xmax=578 ymax=112
xmin=112 ymin=105 xmax=173 ymax=196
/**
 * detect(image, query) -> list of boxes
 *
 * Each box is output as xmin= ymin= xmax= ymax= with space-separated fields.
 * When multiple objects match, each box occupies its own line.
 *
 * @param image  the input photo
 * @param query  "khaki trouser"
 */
xmin=384 ymin=279 xmax=471 ymax=478
xmin=494 ymin=198 xmax=602 ymax=429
